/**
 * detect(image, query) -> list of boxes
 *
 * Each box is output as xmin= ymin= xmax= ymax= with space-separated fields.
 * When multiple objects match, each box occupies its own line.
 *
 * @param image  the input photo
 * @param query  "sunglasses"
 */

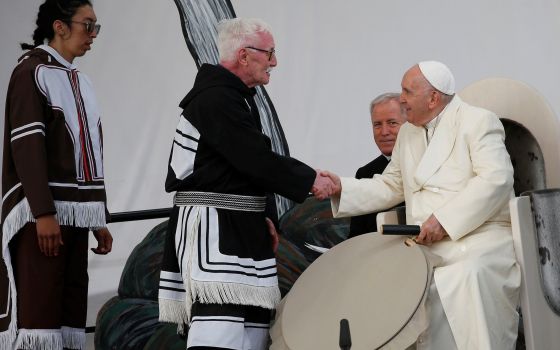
xmin=71 ymin=20 xmax=101 ymax=35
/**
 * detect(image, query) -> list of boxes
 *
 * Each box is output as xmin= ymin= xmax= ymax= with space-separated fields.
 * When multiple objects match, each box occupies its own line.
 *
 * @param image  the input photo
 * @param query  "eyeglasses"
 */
xmin=245 ymin=46 xmax=276 ymax=61
xmin=71 ymin=21 xmax=101 ymax=35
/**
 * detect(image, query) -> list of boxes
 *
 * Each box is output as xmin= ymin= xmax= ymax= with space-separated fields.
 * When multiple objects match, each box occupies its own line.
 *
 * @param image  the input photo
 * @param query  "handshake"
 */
xmin=311 ymin=170 xmax=342 ymax=200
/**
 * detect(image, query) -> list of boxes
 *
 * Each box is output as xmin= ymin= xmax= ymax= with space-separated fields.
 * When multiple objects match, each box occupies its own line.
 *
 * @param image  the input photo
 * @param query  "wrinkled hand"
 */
xmin=312 ymin=170 xmax=342 ymax=200
xmin=311 ymin=170 xmax=335 ymax=200
xmin=416 ymin=214 xmax=448 ymax=245
xmin=91 ymin=227 xmax=113 ymax=254
xmin=321 ymin=171 xmax=341 ymax=196
xmin=36 ymin=214 xmax=63 ymax=257
xmin=265 ymin=217 xmax=279 ymax=253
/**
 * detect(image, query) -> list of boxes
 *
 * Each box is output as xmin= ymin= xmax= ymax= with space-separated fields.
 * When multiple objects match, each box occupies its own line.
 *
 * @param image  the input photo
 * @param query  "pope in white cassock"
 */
xmin=324 ymin=61 xmax=520 ymax=350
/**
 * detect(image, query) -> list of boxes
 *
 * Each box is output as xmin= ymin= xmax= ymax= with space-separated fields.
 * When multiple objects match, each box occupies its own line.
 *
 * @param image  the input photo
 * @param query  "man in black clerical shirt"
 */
xmin=349 ymin=93 xmax=407 ymax=237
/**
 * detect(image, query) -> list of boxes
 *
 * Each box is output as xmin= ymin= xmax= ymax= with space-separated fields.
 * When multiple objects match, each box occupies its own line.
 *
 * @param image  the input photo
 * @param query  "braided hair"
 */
xmin=20 ymin=0 xmax=92 ymax=50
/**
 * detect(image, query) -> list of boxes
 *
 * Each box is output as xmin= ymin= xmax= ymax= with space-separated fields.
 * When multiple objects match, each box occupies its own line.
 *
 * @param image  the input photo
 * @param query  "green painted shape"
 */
xmin=95 ymin=296 xmax=162 ymax=350
xmin=143 ymin=323 xmax=187 ymax=350
xmin=118 ymin=221 xmax=168 ymax=300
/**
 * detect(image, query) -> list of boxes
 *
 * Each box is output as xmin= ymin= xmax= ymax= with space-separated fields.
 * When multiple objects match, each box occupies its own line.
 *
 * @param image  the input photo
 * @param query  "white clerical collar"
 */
xmin=383 ymin=154 xmax=391 ymax=161
xmin=38 ymin=45 xmax=76 ymax=69
xmin=423 ymin=101 xmax=451 ymax=143
xmin=425 ymin=100 xmax=452 ymax=127
xmin=424 ymin=115 xmax=439 ymax=130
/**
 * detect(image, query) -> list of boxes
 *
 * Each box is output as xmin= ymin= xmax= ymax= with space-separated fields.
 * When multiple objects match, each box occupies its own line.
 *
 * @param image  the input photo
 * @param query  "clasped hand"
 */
xmin=311 ymin=170 xmax=342 ymax=200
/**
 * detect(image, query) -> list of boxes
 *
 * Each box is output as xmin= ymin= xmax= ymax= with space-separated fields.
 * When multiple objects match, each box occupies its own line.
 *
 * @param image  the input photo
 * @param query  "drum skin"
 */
xmin=271 ymin=233 xmax=431 ymax=350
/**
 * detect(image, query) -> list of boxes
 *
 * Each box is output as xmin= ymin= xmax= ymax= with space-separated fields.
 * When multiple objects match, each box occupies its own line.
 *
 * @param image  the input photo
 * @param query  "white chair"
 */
xmin=376 ymin=210 xmax=399 ymax=232
xmin=509 ymin=192 xmax=560 ymax=350
xmin=376 ymin=206 xmax=406 ymax=232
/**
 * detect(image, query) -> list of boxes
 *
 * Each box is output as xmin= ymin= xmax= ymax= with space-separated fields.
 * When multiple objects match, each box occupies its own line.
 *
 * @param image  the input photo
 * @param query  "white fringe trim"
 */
xmin=159 ymin=299 xmax=188 ymax=324
xmin=2 ymin=199 xmax=35 ymax=248
xmin=15 ymin=328 xmax=62 ymax=350
xmin=190 ymin=280 xmax=281 ymax=310
xmin=2 ymin=198 xmax=106 ymax=242
xmin=180 ymin=208 xmax=280 ymax=322
xmin=0 ymin=321 xmax=17 ymax=350
xmin=54 ymin=200 xmax=106 ymax=228
xmin=182 ymin=207 xmax=200 ymax=320
xmin=0 ymin=198 xmax=105 ymax=349
xmin=61 ymin=326 xmax=85 ymax=349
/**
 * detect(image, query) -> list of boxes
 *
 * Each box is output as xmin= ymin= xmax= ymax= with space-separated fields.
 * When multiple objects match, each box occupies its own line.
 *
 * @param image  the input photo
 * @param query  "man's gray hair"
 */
xmin=369 ymin=92 xmax=406 ymax=118
xmin=217 ymin=18 xmax=272 ymax=62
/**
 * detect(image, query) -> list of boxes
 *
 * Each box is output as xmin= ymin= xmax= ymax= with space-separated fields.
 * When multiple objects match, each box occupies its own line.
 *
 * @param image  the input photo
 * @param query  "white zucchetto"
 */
xmin=418 ymin=61 xmax=455 ymax=95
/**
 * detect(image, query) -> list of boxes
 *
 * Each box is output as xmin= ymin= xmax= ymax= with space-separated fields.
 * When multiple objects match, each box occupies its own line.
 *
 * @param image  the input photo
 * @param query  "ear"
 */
xmin=427 ymin=90 xmax=440 ymax=109
xmin=237 ymin=47 xmax=250 ymax=66
xmin=53 ymin=20 xmax=68 ymax=38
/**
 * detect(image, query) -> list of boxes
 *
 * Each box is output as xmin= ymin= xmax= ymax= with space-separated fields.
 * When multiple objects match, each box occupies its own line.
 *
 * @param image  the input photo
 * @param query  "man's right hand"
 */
xmin=312 ymin=170 xmax=342 ymax=200
xmin=36 ymin=214 xmax=63 ymax=257
xmin=311 ymin=170 xmax=335 ymax=200
xmin=322 ymin=171 xmax=341 ymax=195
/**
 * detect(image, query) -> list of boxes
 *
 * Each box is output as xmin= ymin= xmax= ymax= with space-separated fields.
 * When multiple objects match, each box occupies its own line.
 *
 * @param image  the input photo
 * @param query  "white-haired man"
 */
xmin=322 ymin=61 xmax=520 ymax=349
xmin=349 ymin=93 xmax=406 ymax=237
xmin=158 ymin=18 xmax=332 ymax=349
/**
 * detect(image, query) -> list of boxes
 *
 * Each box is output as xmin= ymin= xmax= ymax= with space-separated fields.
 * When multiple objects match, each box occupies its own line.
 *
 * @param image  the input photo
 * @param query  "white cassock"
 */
xmin=332 ymin=96 xmax=520 ymax=350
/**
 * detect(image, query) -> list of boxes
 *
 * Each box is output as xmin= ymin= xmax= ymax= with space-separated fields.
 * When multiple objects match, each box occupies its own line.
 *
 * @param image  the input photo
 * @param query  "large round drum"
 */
xmin=270 ymin=233 xmax=436 ymax=350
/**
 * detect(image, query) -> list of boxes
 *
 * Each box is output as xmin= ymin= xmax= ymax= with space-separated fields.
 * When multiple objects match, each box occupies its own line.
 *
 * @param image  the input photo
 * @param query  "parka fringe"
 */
xmin=15 ymin=329 xmax=63 ymax=350
xmin=61 ymin=326 xmax=85 ymax=350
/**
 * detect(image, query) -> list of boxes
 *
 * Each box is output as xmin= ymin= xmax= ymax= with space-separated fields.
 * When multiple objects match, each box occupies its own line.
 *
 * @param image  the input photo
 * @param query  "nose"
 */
xmin=399 ymin=92 xmax=406 ymax=104
xmin=270 ymin=53 xmax=277 ymax=67
xmin=90 ymin=25 xmax=99 ymax=39
xmin=380 ymin=124 xmax=390 ymax=135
